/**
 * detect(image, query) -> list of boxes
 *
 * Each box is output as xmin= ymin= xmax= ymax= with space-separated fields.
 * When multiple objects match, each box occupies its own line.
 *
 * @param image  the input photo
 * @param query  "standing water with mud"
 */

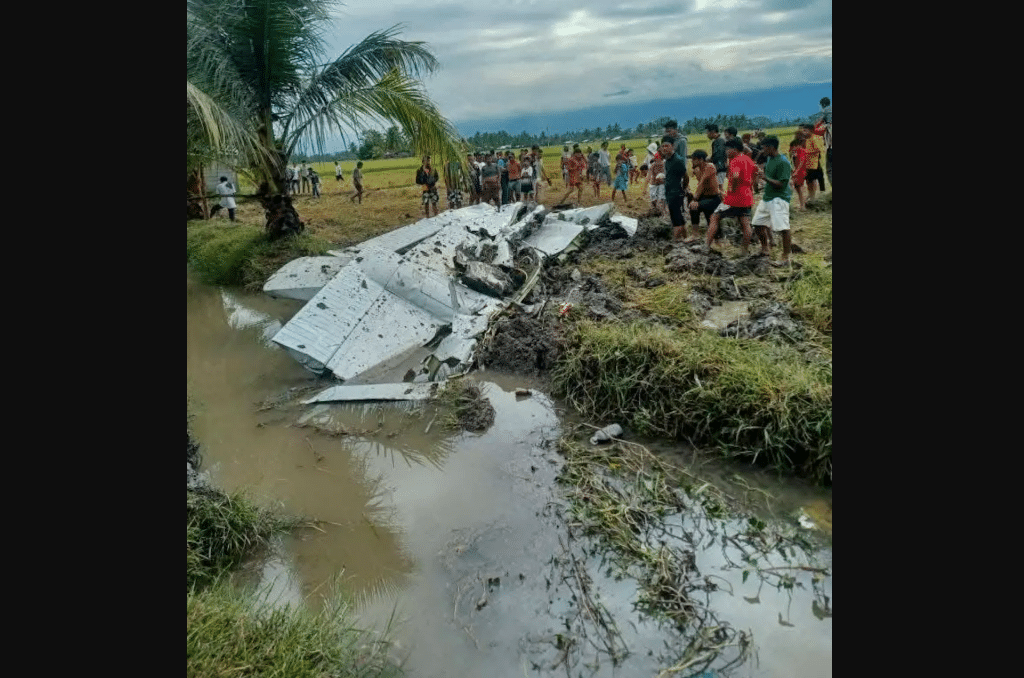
xmin=188 ymin=270 xmax=831 ymax=677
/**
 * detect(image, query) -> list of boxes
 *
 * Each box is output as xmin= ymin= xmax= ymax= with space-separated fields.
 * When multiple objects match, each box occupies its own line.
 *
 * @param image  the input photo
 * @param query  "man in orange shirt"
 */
xmin=557 ymin=146 xmax=587 ymax=205
xmin=706 ymin=138 xmax=758 ymax=255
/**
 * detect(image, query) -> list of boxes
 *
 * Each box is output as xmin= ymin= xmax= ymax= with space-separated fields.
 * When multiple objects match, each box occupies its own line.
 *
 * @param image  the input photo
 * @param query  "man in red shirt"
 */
xmin=706 ymin=138 xmax=758 ymax=255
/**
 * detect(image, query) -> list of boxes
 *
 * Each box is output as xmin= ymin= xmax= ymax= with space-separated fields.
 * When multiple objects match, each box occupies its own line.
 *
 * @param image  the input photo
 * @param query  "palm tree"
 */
xmin=187 ymin=0 xmax=461 ymax=233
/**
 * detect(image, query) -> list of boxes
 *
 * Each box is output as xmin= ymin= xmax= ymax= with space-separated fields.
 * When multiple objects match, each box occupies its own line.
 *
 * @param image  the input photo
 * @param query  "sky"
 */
xmin=325 ymin=0 xmax=831 ymax=139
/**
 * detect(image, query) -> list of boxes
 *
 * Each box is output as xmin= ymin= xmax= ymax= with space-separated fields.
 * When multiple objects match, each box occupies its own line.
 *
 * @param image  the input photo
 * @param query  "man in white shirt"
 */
xmin=212 ymin=176 xmax=236 ymax=221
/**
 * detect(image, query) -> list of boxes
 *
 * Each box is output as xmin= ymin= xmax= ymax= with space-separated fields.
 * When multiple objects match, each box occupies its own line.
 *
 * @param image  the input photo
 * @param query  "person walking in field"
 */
xmin=299 ymin=164 xmax=310 ymax=194
xmin=611 ymin=155 xmax=629 ymax=203
xmin=752 ymin=136 xmax=794 ymax=265
xmin=416 ymin=155 xmax=440 ymax=217
xmin=789 ymin=137 xmax=808 ymax=209
xmin=706 ymin=138 xmax=757 ymax=255
xmin=310 ymin=168 xmax=321 ymax=197
xmin=557 ymin=146 xmax=587 ymax=205
xmin=801 ymin=123 xmax=827 ymax=200
xmin=706 ymin=125 xmax=727 ymax=188
xmin=211 ymin=176 xmax=237 ymax=221
xmin=350 ymin=161 xmax=364 ymax=204
xmin=334 ymin=161 xmax=344 ymax=183
xmin=598 ymin=141 xmax=611 ymax=187
xmin=290 ymin=164 xmax=300 ymax=193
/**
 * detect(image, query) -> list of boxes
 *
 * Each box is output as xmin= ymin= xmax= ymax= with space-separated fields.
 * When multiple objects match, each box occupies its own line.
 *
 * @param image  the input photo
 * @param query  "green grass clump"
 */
xmin=631 ymin=282 xmax=692 ymax=324
xmin=552 ymin=322 xmax=832 ymax=481
xmin=784 ymin=260 xmax=832 ymax=334
xmin=187 ymin=487 xmax=288 ymax=589
xmin=187 ymin=583 xmax=399 ymax=678
xmin=186 ymin=221 xmax=329 ymax=288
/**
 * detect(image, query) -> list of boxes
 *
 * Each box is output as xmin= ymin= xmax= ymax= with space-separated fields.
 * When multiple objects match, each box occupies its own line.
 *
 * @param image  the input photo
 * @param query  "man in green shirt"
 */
xmin=660 ymin=137 xmax=690 ymax=241
xmin=751 ymin=136 xmax=793 ymax=264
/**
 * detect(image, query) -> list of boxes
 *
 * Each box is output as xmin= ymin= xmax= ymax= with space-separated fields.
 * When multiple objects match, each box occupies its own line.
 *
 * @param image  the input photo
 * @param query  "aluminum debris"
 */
xmin=304 ymin=382 xmax=441 ymax=403
xmin=263 ymin=256 xmax=353 ymax=301
xmin=268 ymin=202 xmax=631 ymax=385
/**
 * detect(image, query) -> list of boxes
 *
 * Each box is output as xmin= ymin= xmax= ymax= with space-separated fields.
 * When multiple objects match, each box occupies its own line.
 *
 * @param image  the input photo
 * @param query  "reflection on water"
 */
xmin=187 ymin=270 xmax=831 ymax=677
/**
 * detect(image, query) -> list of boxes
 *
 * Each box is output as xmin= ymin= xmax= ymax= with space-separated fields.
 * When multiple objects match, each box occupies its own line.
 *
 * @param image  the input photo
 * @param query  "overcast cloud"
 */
xmin=327 ymin=0 xmax=831 ymax=126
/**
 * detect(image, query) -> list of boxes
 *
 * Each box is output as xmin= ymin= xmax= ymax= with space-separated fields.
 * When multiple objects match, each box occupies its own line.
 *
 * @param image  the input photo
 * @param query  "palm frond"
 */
xmin=283 ymin=68 xmax=461 ymax=165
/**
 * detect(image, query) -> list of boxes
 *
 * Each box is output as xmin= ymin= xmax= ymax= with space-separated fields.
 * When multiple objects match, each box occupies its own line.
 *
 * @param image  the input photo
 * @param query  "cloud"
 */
xmin=325 ymin=0 xmax=831 ymax=124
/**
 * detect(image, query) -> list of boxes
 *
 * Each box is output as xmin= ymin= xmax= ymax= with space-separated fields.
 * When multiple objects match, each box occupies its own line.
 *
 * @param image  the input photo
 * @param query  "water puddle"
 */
xmin=187 ymin=271 xmax=832 ymax=677
xmin=700 ymin=300 xmax=750 ymax=331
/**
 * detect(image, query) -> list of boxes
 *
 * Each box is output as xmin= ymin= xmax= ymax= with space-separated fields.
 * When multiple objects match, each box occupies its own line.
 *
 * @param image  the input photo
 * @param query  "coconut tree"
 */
xmin=187 ymin=0 xmax=462 ymax=234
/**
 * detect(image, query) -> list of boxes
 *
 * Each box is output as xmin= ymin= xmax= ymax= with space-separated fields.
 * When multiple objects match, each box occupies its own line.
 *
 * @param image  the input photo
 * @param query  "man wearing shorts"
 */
xmin=752 ymin=136 xmax=793 ymax=264
xmin=660 ymin=137 xmax=690 ymax=241
xmin=688 ymin=150 xmax=722 ymax=243
xmin=706 ymin=138 xmax=756 ymax=255
xmin=416 ymin=155 xmax=440 ymax=217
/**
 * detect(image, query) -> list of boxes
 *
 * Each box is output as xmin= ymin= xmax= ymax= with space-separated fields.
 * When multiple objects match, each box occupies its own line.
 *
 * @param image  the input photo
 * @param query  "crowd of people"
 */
xmin=253 ymin=98 xmax=833 ymax=265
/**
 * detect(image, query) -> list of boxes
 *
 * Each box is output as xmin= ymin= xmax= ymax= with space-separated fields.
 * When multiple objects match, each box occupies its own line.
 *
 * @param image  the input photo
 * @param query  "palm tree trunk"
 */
xmin=256 ymin=114 xmax=304 ymax=240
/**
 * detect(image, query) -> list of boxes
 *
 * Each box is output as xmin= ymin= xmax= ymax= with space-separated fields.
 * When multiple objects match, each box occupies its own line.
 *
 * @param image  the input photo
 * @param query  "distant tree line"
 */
xmin=294 ymin=109 xmax=826 ymax=162
xmin=461 ymin=110 xmax=824 ymax=151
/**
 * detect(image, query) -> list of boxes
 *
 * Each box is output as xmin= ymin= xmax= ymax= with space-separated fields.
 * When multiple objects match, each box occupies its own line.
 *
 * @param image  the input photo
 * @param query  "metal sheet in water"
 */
xmin=304 ymin=382 xmax=440 ymax=403
xmin=325 ymin=289 xmax=444 ymax=381
xmin=270 ymin=264 xmax=381 ymax=369
xmin=263 ymin=256 xmax=352 ymax=301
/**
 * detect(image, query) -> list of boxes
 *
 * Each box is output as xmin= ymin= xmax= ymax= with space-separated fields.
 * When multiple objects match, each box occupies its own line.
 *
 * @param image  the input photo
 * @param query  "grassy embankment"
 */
xmin=554 ymin=189 xmax=832 ymax=481
xmin=191 ymin=126 xmax=831 ymax=480
xmin=186 ymin=433 xmax=398 ymax=677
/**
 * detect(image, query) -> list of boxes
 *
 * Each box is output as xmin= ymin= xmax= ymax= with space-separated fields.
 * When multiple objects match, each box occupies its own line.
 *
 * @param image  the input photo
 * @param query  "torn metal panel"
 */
xmin=609 ymin=214 xmax=638 ymax=237
xmin=324 ymin=286 xmax=444 ymax=382
xmin=522 ymin=218 xmax=585 ymax=256
xmin=271 ymin=264 xmax=382 ymax=371
xmin=349 ymin=215 xmax=450 ymax=254
xmin=555 ymin=203 xmax=614 ymax=226
xmin=433 ymin=334 xmax=477 ymax=364
xmin=304 ymin=382 xmax=440 ymax=404
xmin=263 ymin=256 xmax=352 ymax=301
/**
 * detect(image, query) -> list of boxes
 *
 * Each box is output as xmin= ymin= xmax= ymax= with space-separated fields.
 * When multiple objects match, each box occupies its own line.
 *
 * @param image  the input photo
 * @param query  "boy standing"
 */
xmin=350 ymin=161 xmax=364 ymax=203
xmin=416 ymin=155 xmax=440 ymax=217
xmin=752 ymin=136 xmax=794 ymax=265
xmin=706 ymin=138 xmax=756 ymax=255
xmin=557 ymin=146 xmax=587 ymax=205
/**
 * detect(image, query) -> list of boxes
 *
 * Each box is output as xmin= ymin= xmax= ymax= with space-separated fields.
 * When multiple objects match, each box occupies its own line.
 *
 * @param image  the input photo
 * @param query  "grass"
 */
xmin=186 ymin=220 xmax=329 ymax=289
xmin=784 ymin=258 xmax=832 ymax=334
xmin=552 ymin=322 xmax=832 ymax=481
xmin=187 ymin=582 xmax=400 ymax=678
xmin=432 ymin=378 xmax=495 ymax=432
xmin=186 ymin=486 xmax=289 ymax=589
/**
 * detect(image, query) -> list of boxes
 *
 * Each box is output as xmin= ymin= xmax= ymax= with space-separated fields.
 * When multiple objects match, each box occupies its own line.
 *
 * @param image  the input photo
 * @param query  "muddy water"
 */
xmin=187 ymin=271 xmax=832 ymax=677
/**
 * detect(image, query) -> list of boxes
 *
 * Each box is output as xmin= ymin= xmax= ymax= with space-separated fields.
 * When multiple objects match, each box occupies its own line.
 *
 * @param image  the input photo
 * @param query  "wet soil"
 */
xmin=187 ymin=225 xmax=833 ymax=677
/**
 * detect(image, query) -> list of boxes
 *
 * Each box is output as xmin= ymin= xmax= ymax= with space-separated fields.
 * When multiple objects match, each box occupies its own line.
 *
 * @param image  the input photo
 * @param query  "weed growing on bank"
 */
xmin=186 ymin=221 xmax=329 ymax=288
xmin=187 ymin=583 xmax=400 ymax=678
xmin=552 ymin=322 xmax=832 ymax=481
